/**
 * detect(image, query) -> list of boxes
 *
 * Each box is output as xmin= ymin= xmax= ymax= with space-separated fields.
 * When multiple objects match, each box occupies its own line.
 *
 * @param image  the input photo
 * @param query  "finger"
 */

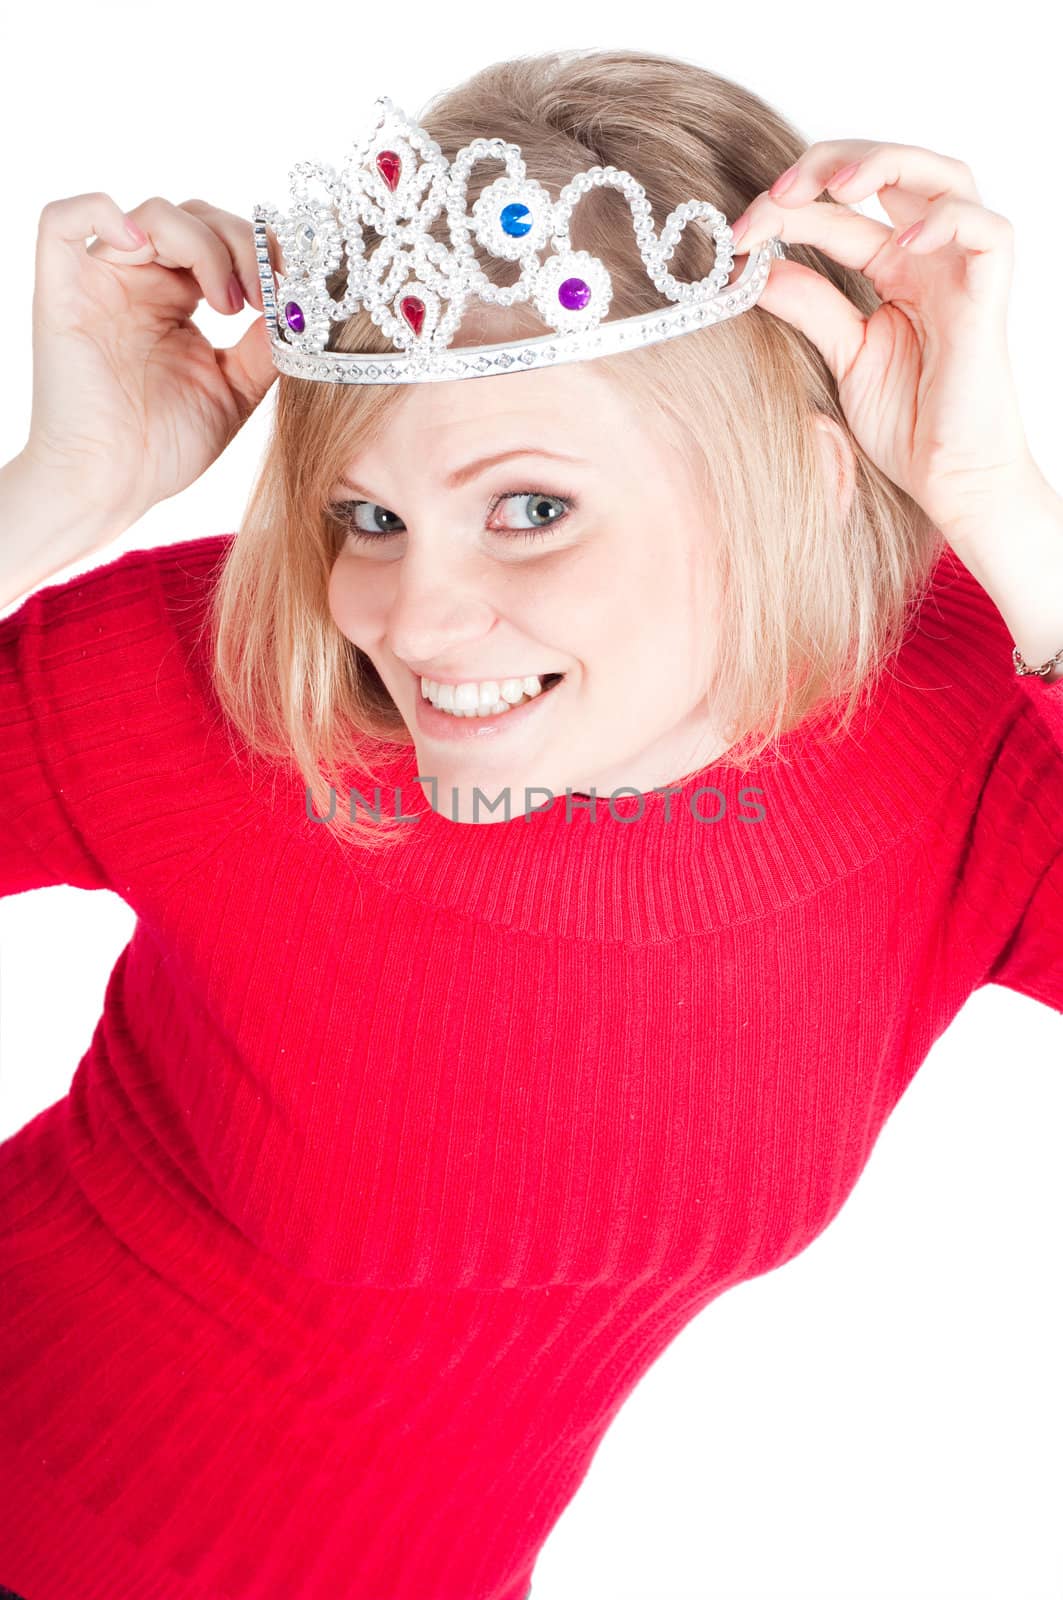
xmin=769 ymin=140 xmax=982 ymax=230
xmin=731 ymin=196 xmax=892 ymax=277
xmin=177 ymin=199 xmax=265 ymax=312
xmin=733 ymin=192 xmax=1013 ymax=312
xmin=891 ymin=194 xmax=1014 ymax=306
xmin=87 ymin=195 xmax=241 ymax=317
xmin=750 ymin=256 xmax=867 ymax=390
xmin=36 ymin=192 xmax=157 ymax=291
xmin=215 ymin=315 xmax=278 ymax=421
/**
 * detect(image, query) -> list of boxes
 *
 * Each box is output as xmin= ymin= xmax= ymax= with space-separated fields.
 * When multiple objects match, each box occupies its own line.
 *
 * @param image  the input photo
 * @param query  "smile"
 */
xmin=420 ymin=673 xmax=565 ymax=718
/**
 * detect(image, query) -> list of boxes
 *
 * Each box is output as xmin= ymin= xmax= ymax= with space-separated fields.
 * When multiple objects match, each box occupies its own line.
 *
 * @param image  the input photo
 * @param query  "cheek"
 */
xmin=638 ymin=541 xmax=710 ymax=648
xmin=595 ymin=576 xmax=704 ymax=711
xmin=327 ymin=556 xmax=377 ymax=643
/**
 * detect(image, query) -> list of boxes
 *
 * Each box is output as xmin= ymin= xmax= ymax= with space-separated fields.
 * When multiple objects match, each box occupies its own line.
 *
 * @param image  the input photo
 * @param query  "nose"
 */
xmin=384 ymin=541 xmax=500 ymax=670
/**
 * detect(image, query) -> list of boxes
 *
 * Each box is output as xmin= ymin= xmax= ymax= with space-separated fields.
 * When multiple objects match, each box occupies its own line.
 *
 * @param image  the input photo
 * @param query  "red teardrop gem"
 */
xmin=376 ymin=150 xmax=401 ymax=191
xmin=400 ymin=296 xmax=425 ymax=335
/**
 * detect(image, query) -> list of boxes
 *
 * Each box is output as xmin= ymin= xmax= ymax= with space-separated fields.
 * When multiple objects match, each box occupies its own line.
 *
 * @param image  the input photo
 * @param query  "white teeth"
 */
xmin=419 ymin=671 xmax=559 ymax=718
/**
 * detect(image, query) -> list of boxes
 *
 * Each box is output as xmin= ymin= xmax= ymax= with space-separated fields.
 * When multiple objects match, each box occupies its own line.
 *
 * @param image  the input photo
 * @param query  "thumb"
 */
xmin=749 ymin=255 xmax=866 ymax=389
xmin=216 ymin=314 xmax=278 ymax=421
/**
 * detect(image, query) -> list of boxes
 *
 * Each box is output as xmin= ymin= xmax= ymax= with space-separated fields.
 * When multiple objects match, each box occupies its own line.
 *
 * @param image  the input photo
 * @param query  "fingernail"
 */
xmin=228 ymin=273 xmax=245 ymax=312
xmin=730 ymin=213 xmax=750 ymax=247
xmin=124 ymin=216 xmax=149 ymax=246
xmin=770 ymin=165 xmax=798 ymax=198
xmin=896 ymin=220 xmax=924 ymax=248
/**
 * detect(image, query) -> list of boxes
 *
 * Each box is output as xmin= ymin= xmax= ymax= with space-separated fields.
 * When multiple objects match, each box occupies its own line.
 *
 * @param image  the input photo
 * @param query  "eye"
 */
xmin=335 ymin=501 xmax=405 ymax=540
xmin=328 ymin=489 xmax=576 ymax=546
xmin=489 ymin=490 xmax=574 ymax=538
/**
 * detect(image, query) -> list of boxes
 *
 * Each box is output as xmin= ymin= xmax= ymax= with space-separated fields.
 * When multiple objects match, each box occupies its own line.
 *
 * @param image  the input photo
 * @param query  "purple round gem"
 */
xmin=558 ymin=277 xmax=591 ymax=312
xmin=283 ymin=300 xmax=306 ymax=334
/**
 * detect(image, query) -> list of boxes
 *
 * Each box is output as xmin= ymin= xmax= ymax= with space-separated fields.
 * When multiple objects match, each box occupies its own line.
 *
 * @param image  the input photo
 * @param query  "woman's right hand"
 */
xmin=20 ymin=191 xmax=279 ymax=554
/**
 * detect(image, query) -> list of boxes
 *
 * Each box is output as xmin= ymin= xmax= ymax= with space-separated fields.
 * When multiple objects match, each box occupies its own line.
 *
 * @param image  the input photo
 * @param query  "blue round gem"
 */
xmin=499 ymin=202 xmax=533 ymax=238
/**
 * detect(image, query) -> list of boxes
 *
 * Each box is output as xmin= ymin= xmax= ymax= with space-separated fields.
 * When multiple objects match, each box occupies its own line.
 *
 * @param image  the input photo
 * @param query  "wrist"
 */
xmin=946 ymin=469 xmax=1063 ymax=682
xmin=0 ymin=449 xmax=131 ymax=610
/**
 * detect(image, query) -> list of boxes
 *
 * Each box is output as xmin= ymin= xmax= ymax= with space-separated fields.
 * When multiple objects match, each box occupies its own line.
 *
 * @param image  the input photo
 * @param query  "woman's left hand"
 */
xmin=728 ymin=139 xmax=1039 ymax=548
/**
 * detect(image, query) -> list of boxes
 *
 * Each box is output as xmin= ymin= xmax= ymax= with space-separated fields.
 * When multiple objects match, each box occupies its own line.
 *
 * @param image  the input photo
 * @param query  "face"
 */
xmin=326 ymin=356 xmax=734 ymax=824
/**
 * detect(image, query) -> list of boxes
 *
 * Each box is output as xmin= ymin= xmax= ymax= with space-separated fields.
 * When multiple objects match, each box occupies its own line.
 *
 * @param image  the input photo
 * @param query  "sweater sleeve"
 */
xmin=973 ymin=673 xmax=1063 ymax=1011
xmin=0 ymin=537 xmax=230 ymax=901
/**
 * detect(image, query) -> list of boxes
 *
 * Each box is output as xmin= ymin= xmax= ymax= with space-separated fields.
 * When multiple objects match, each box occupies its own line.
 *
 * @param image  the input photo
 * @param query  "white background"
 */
xmin=2 ymin=4 xmax=1061 ymax=1597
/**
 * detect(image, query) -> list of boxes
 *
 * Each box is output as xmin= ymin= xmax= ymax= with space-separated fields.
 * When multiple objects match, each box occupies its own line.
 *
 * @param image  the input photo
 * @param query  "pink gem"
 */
xmin=400 ymin=296 xmax=425 ymax=335
xmin=376 ymin=150 xmax=402 ymax=191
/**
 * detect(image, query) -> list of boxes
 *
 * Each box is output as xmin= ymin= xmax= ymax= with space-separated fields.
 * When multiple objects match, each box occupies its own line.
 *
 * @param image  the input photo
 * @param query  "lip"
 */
xmin=412 ymin=671 xmax=566 ymax=742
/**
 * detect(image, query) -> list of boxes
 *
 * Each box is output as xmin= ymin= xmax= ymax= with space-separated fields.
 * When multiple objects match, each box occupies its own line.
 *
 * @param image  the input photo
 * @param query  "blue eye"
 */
xmin=330 ymin=489 xmax=576 ymax=545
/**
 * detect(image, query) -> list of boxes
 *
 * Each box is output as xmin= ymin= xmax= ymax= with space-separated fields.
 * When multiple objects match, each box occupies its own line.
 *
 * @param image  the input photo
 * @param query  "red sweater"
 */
xmin=1 ymin=534 xmax=1061 ymax=1600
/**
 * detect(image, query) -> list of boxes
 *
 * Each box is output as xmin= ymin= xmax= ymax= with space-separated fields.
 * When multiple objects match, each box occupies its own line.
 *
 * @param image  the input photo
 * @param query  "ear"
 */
xmin=811 ymin=412 xmax=856 ymax=526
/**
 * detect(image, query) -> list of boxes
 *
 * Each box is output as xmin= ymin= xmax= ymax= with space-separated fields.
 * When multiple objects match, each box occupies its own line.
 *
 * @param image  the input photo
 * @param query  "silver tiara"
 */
xmin=251 ymin=95 xmax=785 ymax=387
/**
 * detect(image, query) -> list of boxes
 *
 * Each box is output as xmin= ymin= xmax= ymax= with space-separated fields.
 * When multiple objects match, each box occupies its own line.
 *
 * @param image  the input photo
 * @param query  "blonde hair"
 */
xmin=207 ymin=45 xmax=944 ymax=849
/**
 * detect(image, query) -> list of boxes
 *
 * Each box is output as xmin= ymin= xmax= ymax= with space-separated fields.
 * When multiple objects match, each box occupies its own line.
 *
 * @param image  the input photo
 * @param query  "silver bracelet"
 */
xmin=1012 ymin=642 xmax=1063 ymax=678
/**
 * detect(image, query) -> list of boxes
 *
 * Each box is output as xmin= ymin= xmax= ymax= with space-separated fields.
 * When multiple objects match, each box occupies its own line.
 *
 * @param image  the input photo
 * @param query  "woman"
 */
xmin=1 ymin=46 xmax=1060 ymax=1600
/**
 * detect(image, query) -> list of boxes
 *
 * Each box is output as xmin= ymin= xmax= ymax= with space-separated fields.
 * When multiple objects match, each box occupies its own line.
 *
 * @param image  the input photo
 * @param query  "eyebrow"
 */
xmin=339 ymin=447 xmax=588 ymax=497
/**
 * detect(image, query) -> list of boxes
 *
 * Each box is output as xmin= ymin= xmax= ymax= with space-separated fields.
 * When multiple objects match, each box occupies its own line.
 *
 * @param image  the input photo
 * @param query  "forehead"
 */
xmin=372 ymin=357 xmax=634 ymax=458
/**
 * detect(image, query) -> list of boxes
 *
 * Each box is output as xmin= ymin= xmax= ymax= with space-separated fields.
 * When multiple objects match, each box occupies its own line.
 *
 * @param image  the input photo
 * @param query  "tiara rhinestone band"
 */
xmin=251 ymin=95 xmax=786 ymax=386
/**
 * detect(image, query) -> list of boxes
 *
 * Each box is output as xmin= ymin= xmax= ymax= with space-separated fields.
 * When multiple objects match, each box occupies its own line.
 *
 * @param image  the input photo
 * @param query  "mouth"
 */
xmin=414 ymin=670 xmax=568 ymax=739
xmin=419 ymin=671 xmax=566 ymax=718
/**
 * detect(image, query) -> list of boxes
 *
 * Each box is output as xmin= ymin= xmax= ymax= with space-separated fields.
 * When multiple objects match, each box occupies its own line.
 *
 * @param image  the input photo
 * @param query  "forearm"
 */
xmin=950 ymin=466 xmax=1063 ymax=684
xmin=0 ymin=450 xmax=126 ymax=611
